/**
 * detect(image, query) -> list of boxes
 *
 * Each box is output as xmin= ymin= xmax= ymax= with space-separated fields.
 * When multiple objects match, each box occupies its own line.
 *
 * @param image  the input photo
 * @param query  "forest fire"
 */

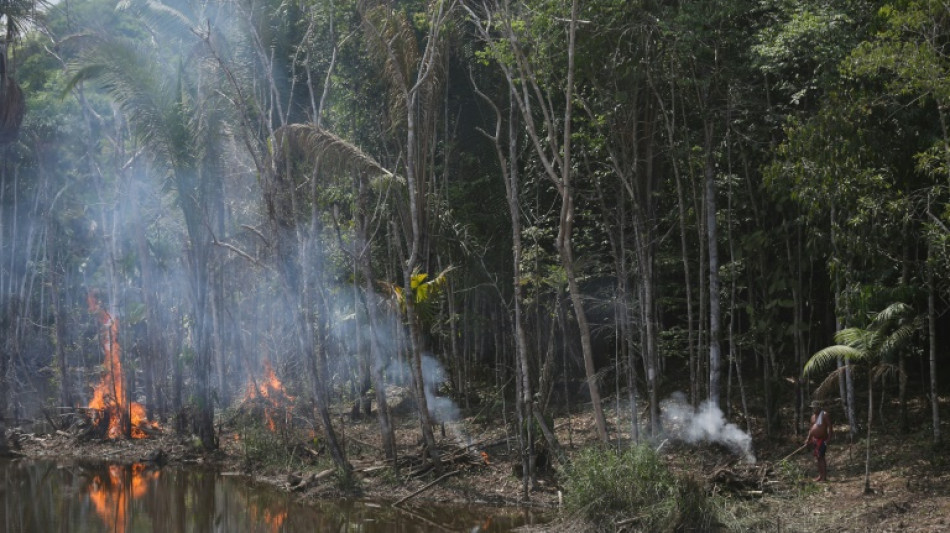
xmin=244 ymin=359 xmax=294 ymax=431
xmin=87 ymin=292 xmax=159 ymax=439
xmin=87 ymin=463 xmax=160 ymax=533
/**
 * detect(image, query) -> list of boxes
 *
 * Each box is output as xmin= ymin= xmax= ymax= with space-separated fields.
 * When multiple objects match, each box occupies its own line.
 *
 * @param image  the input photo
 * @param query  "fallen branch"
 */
xmin=347 ymin=435 xmax=382 ymax=452
xmin=42 ymin=410 xmax=59 ymax=431
xmin=616 ymin=515 xmax=644 ymax=527
xmin=290 ymin=468 xmax=335 ymax=491
xmin=393 ymin=470 xmax=460 ymax=507
xmin=781 ymin=443 xmax=808 ymax=462
xmin=136 ymin=425 xmax=163 ymax=438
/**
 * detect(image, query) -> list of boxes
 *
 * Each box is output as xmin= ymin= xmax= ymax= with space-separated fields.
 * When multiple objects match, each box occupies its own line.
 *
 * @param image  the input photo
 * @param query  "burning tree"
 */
xmin=86 ymin=292 xmax=158 ymax=439
xmin=242 ymin=359 xmax=295 ymax=433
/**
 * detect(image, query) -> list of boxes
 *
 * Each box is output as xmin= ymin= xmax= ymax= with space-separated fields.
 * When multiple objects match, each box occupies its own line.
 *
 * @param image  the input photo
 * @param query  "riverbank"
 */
xmin=9 ymin=399 xmax=950 ymax=532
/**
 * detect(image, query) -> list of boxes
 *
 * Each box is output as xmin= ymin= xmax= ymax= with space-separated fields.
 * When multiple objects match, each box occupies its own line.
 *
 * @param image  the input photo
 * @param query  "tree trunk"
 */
xmin=677 ymin=170 xmax=698 ymax=408
xmin=727 ymin=177 xmax=749 ymax=430
xmin=466 ymin=0 xmax=608 ymax=443
xmin=633 ymin=220 xmax=660 ymax=436
xmin=787 ymin=229 xmax=805 ymax=435
xmin=309 ymin=305 xmax=351 ymax=474
xmin=357 ymin=173 xmax=396 ymax=461
xmin=133 ymin=199 xmax=158 ymax=421
xmin=705 ymin=126 xmax=722 ymax=407
xmin=830 ymin=203 xmax=859 ymax=439
xmin=864 ymin=368 xmax=874 ymax=494
xmin=559 ymin=199 xmax=610 ymax=444
xmin=172 ymin=315 xmax=185 ymax=434
xmin=554 ymin=0 xmax=608 ymax=444
xmin=50 ymin=266 xmax=73 ymax=411
xmin=928 ymin=244 xmax=941 ymax=445
xmin=0 ymin=295 xmax=13 ymax=453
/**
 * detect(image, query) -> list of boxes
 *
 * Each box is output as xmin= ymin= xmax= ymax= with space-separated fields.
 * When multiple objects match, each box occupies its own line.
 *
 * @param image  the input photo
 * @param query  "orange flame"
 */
xmin=248 ymin=505 xmax=287 ymax=533
xmin=245 ymin=359 xmax=294 ymax=432
xmin=87 ymin=463 xmax=159 ymax=533
xmin=87 ymin=292 xmax=159 ymax=439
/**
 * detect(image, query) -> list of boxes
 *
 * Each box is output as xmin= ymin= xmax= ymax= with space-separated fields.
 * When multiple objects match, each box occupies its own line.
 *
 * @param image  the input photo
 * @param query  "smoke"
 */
xmin=660 ymin=392 xmax=755 ymax=463
xmin=420 ymin=354 xmax=460 ymax=424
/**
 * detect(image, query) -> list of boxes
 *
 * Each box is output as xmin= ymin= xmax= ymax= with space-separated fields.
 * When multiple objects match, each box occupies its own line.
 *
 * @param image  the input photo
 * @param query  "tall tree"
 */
xmin=66 ymin=4 xmax=233 ymax=447
xmin=361 ymin=0 xmax=457 ymax=464
xmin=467 ymin=0 xmax=609 ymax=444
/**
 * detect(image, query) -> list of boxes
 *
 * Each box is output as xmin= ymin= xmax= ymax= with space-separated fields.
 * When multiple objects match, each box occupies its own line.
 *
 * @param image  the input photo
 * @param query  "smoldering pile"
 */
xmin=660 ymin=393 xmax=756 ymax=464
xmin=706 ymin=461 xmax=777 ymax=496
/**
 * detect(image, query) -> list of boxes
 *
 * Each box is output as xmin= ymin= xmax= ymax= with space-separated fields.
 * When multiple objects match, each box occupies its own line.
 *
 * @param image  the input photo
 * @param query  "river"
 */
xmin=0 ymin=459 xmax=550 ymax=532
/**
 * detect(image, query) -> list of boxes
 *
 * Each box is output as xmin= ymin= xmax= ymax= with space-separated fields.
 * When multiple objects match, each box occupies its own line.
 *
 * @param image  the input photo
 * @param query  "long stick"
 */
xmin=393 ymin=470 xmax=460 ymax=507
xmin=781 ymin=443 xmax=808 ymax=462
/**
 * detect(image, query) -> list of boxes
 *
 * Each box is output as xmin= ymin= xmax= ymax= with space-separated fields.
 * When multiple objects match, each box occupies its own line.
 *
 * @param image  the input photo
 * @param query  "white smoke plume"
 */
xmin=420 ymin=354 xmax=460 ymax=424
xmin=660 ymin=392 xmax=755 ymax=463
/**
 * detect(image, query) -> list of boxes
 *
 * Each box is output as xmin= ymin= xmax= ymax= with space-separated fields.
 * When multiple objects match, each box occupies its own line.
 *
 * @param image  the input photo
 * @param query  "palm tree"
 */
xmin=65 ymin=16 xmax=226 ymax=449
xmin=1 ymin=0 xmax=40 ymax=144
xmin=803 ymin=302 xmax=919 ymax=493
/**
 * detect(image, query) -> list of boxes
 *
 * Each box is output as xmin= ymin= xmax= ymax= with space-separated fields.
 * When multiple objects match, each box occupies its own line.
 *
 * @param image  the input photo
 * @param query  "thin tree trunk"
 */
xmin=310 ymin=306 xmax=352 ymax=474
xmin=634 ymin=221 xmax=660 ymax=436
xmin=50 ymin=268 xmax=72 ymax=410
xmin=705 ymin=125 xmax=722 ymax=407
xmin=830 ymin=203 xmax=858 ymax=439
xmin=787 ymin=230 xmax=804 ymax=436
xmin=677 ymin=170 xmax=697 ymax=408
xmin=727 ymin=176 xmax=749 ymax=430
xmin=864 ymin=368 xmax=874 ymax=494
xmin=172 ymin=311 xmax=185 ymax=434
xmin=134 ymin=213 xmax=157 ymax=420
xmin=651 ymin=64 xmax=697 ymax=408
xmin=465 ymin=0 xmax=607 ymax=443
xmin=557 ymin=0 xmax=608 ymax=444
xmin=928 ymin=244 xmax=941 ymax=445
xmin=357 ymin=174 xmax=396 ymax=461
xmin=472 ymin=79 xmax=535 ymax=494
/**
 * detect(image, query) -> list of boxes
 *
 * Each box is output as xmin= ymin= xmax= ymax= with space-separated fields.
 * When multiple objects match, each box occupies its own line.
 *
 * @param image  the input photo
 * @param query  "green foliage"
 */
xmin=378 ymin=266 xmax=453 ymax=323
xmin=560 ymin=445 xmax=715 ymax=531
xmin=752 ymin=2 xmax=858 ymax=106
xmin=806 ymin=302 xmax=916 ymax=371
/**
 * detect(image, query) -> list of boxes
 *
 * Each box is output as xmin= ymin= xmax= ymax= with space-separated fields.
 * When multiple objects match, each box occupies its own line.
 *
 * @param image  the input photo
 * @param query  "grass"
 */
xmin=560 ymin=444 xmax=717 ymax=531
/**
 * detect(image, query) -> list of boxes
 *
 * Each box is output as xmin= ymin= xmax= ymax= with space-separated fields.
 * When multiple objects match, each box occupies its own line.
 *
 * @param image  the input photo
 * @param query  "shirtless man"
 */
xmin=806 ymin=400 xmax=833 ymax=481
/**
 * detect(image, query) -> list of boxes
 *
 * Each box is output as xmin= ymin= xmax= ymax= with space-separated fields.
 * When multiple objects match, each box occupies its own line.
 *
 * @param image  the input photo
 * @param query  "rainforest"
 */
xmin=0 ymin=0 xmax=948 ymax=531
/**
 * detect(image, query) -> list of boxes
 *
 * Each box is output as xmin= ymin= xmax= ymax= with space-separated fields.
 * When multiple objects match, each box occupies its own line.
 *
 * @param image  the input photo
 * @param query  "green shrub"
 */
xmin=560 ymin=444 xmax=715 ymax=531
xmin=239 ymin=423 xmax=293 ymax=468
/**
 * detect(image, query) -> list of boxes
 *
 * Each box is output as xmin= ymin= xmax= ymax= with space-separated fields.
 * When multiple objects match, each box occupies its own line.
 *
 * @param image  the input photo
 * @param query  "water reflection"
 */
xmin=0 ymin=459 xmax=548 ymax=532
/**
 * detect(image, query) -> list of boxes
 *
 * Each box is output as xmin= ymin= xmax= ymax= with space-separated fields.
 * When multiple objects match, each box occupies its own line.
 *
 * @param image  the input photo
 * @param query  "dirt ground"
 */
xmin=8 ymin=399 xmax=950 ymax=532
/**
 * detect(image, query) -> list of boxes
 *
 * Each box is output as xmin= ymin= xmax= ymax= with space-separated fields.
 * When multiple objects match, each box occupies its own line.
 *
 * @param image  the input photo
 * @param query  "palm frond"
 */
xmin=360 ymin=3 xmax=421 ymax=92
xmin=65 ymin=34 xmax=190 ymax=169
xmin=871 ymin=362 xmax=899 ymax=383
xmin=814 ymin=366 xmax=849 ymax=399
xmin=116 ymin=0 xmax=201 ymax=44
xmin=870 ymin=302 xmax=913 ymax=329
xmin=271 ymin=123 xmax=397 ymax=180
xmin=878 ymin=324 xmax=918 ymax=361
xmin=804 ymin=345 xmax=861 ymax=377
xmin=1 ymin=0 xmax=48 ymax=38
xmin=833 ymin=327 xmax=872 ymax=351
